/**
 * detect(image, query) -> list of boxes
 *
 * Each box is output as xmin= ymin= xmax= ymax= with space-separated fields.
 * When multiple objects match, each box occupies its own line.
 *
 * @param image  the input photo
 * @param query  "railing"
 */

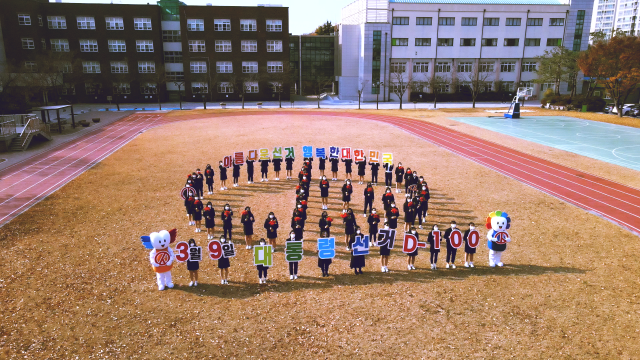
xmin=0 ymin=119 xmax=17 ymax=138
xmin=0 ymin=114 xmax=33 ymax=126
xmin=18 ymin=116 xmax=48 ymax=147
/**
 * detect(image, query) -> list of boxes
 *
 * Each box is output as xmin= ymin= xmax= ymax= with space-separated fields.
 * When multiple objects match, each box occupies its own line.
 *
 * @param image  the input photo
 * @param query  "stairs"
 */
xmin=9 ymin=130 xmax=51 ymax=152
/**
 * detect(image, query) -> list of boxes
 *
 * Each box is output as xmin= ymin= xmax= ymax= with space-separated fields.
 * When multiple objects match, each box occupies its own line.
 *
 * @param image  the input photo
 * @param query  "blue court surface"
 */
xmin=449 ymin=116 xmax=640 ymax=172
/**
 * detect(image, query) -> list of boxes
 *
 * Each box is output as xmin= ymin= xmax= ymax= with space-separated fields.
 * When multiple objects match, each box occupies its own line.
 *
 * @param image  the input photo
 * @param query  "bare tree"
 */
xmin=459 ymin=62 xmax=494 ymax=108
xmin=314 ymin=76 xmax=334 ymax=109
xmin=267 ymin=62 xmax=295 ymax=108
xmin=357 ymin=78 xmax=369 ymax=110
xmin=424 ymin=73 xmax=451 ymax=109
xmin=390 ymin=63 xmax=412 ymax=110
xmin=235 ymin=72 xmax=260 ymax=109
xmin=147 ymin=65 xmax=167 ymax=110
xmin=173 ymin=81 xmax=185 ymax=110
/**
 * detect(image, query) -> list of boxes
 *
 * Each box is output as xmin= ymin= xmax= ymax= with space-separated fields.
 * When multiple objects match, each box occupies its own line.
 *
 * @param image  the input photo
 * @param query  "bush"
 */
xmin=540 ymin=88 xmax=554 ymax=105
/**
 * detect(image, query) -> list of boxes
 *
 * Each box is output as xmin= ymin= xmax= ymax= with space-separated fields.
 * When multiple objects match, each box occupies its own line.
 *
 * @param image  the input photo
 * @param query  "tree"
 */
xmin=174 ymin=81 xmax=185 ymax=110
xmin=424 ymin=74 xmax=451 ymax=109
xmin=267 ymin=62 xmax=295 ymax=108
xmin=357 ymin=78 xmax=368 ymax=110
xmin=313 ymin=76 xmax=334 ymax=109
xmin=390 ymin=64 xmax=412 ymax=110
xmin=534 ymin=47 xmax=580 ymax=96
xmin=578 ymin=35 xmax=640 ymax=117
xmin=458 ymin=62 xmax=493 ymax=108
xmin=314 ymin=21 xmax=336 ymax=36
xmin=150 ymin=65 xmax=167 ymax=110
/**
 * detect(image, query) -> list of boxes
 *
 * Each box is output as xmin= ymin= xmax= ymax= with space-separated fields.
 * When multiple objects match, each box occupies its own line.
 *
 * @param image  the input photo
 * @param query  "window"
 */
xmin=462 ymin=17 xmax=477 ymax=26
xmin=166 ymin=72 xmax=184 ymax=81
xmin=506 ymin=18 xmax=521 ymax=26
xmin=190 ymin=61 xmax=207 ymax=73
xmin=108 ymin=40 xmax=126 ymax=52
xmin=244 ymin=82 xmax=259 ymax=93
xmin=215 ymin=40 xmax=232 ymax=52
xmin=218 ymin=82 xmax=233 ymax=93
xmin=524 ymin=38 xmax=540 ymax=46
xmin=437 ymin=38 xmax=453 ymax=46
xmin=241 ymin=40 xmax=257 ymax=52
xmin=270 ymin=82 xmax=282 ymax=93
xmin=415 ymin=38 xmax=431 ymax=46
xmin=83 ymin=61 xmax=101 ymax=73
xmin=242 ymin=61 xmax=258 ymax=73
xmin=240 ymin=19 xmax=257 ymax=31
xmin=480 ymin=61 xmax=494 ymax=72
xmin=192 ymin=82 xmax=208 ymax=93
xmin=48 ymin=16 xmax=66 ymax=29
xmin=413 ymin=62 xmax=429 ymax=73
xmin=50 ymin=39 xmax=69 ymax=52
xmin=527 ymin=18 xmax=543 ymax=26
xmin=457 ymin=62 xmax=473 ymax=72
xmin=549 ymin=18 xmax=564 ymax=26
xmin=267 ymin=61 xmax=283 ymax=73
xmin=392 ymin=17 xmax=409 ymax=25
xmin=438 ymin=83 xmax=450 ymax=93
xmin=501 ymin=81 xmax=515 ymax=92
xmin=216 ymin=61 xmax=233 ymax=73
xmin=22 ymin=38 xmax=35 ymax=50
xmin=85 ymin=83 xmax=101 ymax=95
xmin=110 ymin=61 xmax=129 ymax=74
xmin=436 ymin=62 xmax=451 ymax=73
xmin=520 ymin=81 xmax=533 ymax=89
xmin=189 ymin=40 xmax=206 ymax=52
xmin=38 ymin=15 xmax=43 ymax=27
xmin=390 ymin=62 xmax=406 ymax=73
xmin=438 ymin=17 xmax=455 ymax=26
xmin=482 ymin=38 xmax=498 ymax=46
xmin=187 ymin=19 xmax=204 ymax=31
xmin=546 ymin=38 xmax=562 ymax=46
xmin=482 ymin=82 xmax=493 ymax=92
xmin=140 ymin=83 xmax=157 ymax=94
xmin=522 ymin=61 xmax=537 ymax=72
xmin=24 ymin=61 xmax=37 ymax=72
xmin=136 ymin=40 xmax=153 ymax=52
xmin=162 ymin=30 xmax=181 ymax=42
xmin=266 ymin=19 xmax=282 ymax=32
xmin=105 ymin=17 xmax=124 ymax=30
xmin=58 ymin=61 xmax=73 ymax=73
xmin=41 ymin=39 xmax=46 ymax=50
xmin=62 ymin=84 xmax=75 ymax=95
xmin=19 ymin=14 xmax=31 ymax=26
xmin=392 ymin=38 xmax=408 ymax=46
xmin=267 ymin=40 xmax=283 ymax=52
xmin=504 ymin=38 xmax=519 ymax=46
xmin=134 ymin=18 xmax=152 ymax=30
xmin=77 ymin=16 xmax=95 ymax=30
xmin=138 ymin=61 xmax=155 ymax=73
xmin=80 ymin=39 xmax=98 ymax=52
xmin=460 ymin=38 xmax=476 ymax=46
xmin=113 ymin=82 xmax=131 ymax=94
xmin=416 ymin=17 xmax=432 ymax=25
xmin=164 ymin=51 xmax=182 ymax=63
xmin=500 ymin=61 xmax=516 ymax=72
xmin=214 ymin=19 xmax=231 ymax=31
xmin=484 ymin=18 xmax=499 ymax=26
xmin=458 ymin=81 xmax=470 ymax=92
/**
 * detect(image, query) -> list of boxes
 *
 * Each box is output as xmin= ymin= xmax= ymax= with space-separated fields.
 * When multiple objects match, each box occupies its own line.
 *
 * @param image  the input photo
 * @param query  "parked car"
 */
xmin=610 ymin=104 xmax=637 ymax=116
xmin=628 ymin=104 xmax=640 ymax=117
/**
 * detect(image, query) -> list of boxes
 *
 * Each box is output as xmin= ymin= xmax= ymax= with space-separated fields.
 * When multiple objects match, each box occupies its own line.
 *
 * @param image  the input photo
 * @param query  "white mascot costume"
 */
xmin=485 ymin=211 xmax=511 ymax=267
xmin=141 ymin=229 xmax=177 ymax=290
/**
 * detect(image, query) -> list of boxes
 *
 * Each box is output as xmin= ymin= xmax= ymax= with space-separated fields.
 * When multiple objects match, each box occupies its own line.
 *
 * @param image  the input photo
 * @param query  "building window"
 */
xmin=190 ymin=61 xmax=207 ymax=73
xmin=218 ymin=82 xmax=233 ymax=93
xmin=391 ymin=38 xmax=408 ymax=46
xmin=522 ymin=61 xmax=537 ymax=72
xmin=546 ymin=38 xmax=562 ymax=46
xmin=461 ymin=17 xmax=477 ymax=26
xmin=521 ymin=81 xmax=533 ymax=89
xmin=270 ymin=82 xmax=282 ymax=93
xmin=58 ymin=61 xmax=73 ymax=73
xmin=62 ymin=84 xmax=75 ymax=95
xmin=24 ymin=61 xmax=37 ymax=72
xmin=549 ymin=18 xmax=564 ymax=26
xmin=415 ymin=38 xmax=431 ymax=46
xmin=482 ymin=38 xmax=498 ymax=46
xmin=266 ymin=19 xmax=282 ymax=32
xmin=500 ymin=61 xmax=516 ymax=72
xmin=38 ymin=15 xmax=43 ymax=26
xmin=77 ymin=16 xmax=95 ymax=30
xmin=413 ymin=62 xmax=429 ymax=73
xmin=50 ymin=39 xmax=70 ymax=52
xmin=392 ymin=17 xmax=409 ymax=25
xmin=22 ymin=38 xmax=35 ymax=50
xmin=524 ymin=38 xmax=540 ymax=46
xmin=108 ymin=40 xmax=126 ymax=52
xmin=244 ymin=81 xmax=259 ymax=93
xmin=215 ymin=40 xmax=232 ymax=52
xmin=457 ymin=62 xmax=473 ymax=72
xmin=267 ymin=40 xmax=283 ymax=52
xmin=19 ymin=14 xmax=31 ymax=26
xmin=80 ymin=39 xmax=98 ymax=52
xmin=113 ymin=82 xmax=131 ymax=94
xmin=187 ymin=19 xmax=204 ymax=31
xmin=458 ymin=81 xmax=471 ymax=92
xmin=162 ymin=30 xmax=181 ymax=42
xmin=416 ymin=17 xmax=432 ymax=25
xmin=460 ymin=38 xmax=476 ymax=46
xmin=242 ymin=61 xmax=258 ymax=73
xmin=267 ymin=61 xmax=283 ymax=73
xmin=105 ymin=17 xmax=124 ymax=30
xmin=502 ymin=81 xmax=515 ymax=92
xmin=189 ymin=40 xmax=206 ymax=52
xmin=134 ymin=18 xmax=152 ymax=30
xmin=164 ymin=52 xmax=183 ymax=63
xmin=438 ymin=17 xmax=455 ymax=26
xmin=140 ymin=83 xmax=157 ymax=94
xmin=504 ymin=38 xmax=519 ymax=46
xmin=136 ymin=40 xmax=154 ymax=52
xmin=216 ymin=61 xmax=233 ymax=73
xmin=138 ymin=61 xmax=155 ymax=73
xmin=437 ymin=38 xmax=453 ymax=46
xmin=527 ymin=18 xmax=543 ymax=26
xmin=438 ymin=83 xmax=450 ymax=93
xmin=480 ymin=61 xmax=494 ymax=72
xmin=573 ymin=10 xmax=585 ymax=51
xmin=436 ymin=62 xmax=451 ymax=73
xmin=214 ymin=19 xmax=231 ymax=31
xmin=240 ymin=19 xmax=257 ymax=31
xmin=166 ymin=72 xmax=184 ymax=81
xmin=83 ymin=61 xmax=101 ymax=73
xmin=241 ymin=40 xmax=257 ymax=52
xmin=110 ymin=61 xmax=129 ymax=74
xmin=483 ymin=82 xmax=493 ymax=92
xmin=390 ymin=62 xmax=406 ymax=73
xmin=484 ymin=18 xmax=499 ymax=26
xmin=85 ymin=83 xmax=101 ymax=94
xmin=506 ymin=18 xmax=521 ymax=26
xmin=192 ymin=82 xmax=208 ymax=94
xmin=48 ymin=16 xmax=67 ymax=29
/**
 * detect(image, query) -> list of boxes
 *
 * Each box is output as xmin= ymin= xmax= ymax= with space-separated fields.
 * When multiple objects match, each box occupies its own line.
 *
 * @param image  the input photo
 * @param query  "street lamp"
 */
xmin=376 ymin=81 xmax=384 ymax=110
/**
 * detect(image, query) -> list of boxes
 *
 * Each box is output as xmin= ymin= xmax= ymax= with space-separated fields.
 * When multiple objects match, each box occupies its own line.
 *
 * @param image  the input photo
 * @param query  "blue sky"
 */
xmin=51 ymin=0 xmax=347 ymax=35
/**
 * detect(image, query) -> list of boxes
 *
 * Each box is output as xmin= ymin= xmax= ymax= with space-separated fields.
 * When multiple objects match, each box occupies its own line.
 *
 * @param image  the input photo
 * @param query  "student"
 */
xmin=318 ymin=242 xmax=333 ymax=277
xmin=363 ymin=182 xmax=375 ymax=217
xmin=349 ymin=226 xmax=365 ymax=275
xmin=369 ymin=161 xmax=380 ymax=185
xmin=299 ymin=175 xmax=310 ymax=191
xmin=285 ymin=155 xmax=295 ymax=180
xmin=273 ymin=157 xmax=283 ymax=180
xmin=367 ymin=208 xmax=380 ymax=247
xmin=406 ymin=227 xmax=419 ymax=270
xmin=379 ymin=222 xmax=391 ymax=272
xmin=319 ymin=211 xmax=332 ymax=237
xmin=342 ymin=208 xmax=357 ymax=250
xmin=232 ymin=162 xmax=242 ymax=187
xmin=382 ymin=187 xmax=395 ymax=214
xmin=411 ymin=171 xmax=420 ymax=196
xmin=221 ymin=204 xmax=233 ymax=240
xmin=303 ymin=157 xmax=313 ymax=178
xmin=428 ymin=224 xmax=441 ymax=270
xmin=357 ymin=156 xmax=367 ymax=184
xmin=184 ymin=191 xmax=195 ymax=226
xmin=394 ymin=162 xmax=405 ymax=193
xmin=204 ymin=164 xmax=215 ymax=194
xmin=319 ymin=176 xmax=330 ymax=210
xmin=386 ymin=202 xmax=400 ymax=232
xmin=417 ymin=185 xmax=430 ymax=228
xmin=185 ymin=174 xmax=194 ymax=188
xmin=256 ymin=238 xmax=269 ymax=284
xmin=186 ymin=238 xmax=200 ymax=286
xmin=219 ymin=161 xmax=228 ymax=190
xmin=403 ymin=194 xmax=417 ymax=232
xmin=295 ymin=202 xmax=307 ymax=229
xmin=291 ymin=208 xmax=305 ymax=242
xmin=330 ymin=157 xmax=340 ymax=181
xmin=203 ymin=202 xmax=215 ymax=239
xmin=287 ymin=230 xmax=300 ymax=280
xmin=260 ymin=158 xmax=271 ymax=182
xmin=241 ymin=206 xmax=255 ymax=250
xmin=318 ymin=156 xmax=326 ymax=177
xmin=403 ymin=168 xmax=413 ymax=194
xmin=464 ymin=222 xmax=477 ymax=268
xmin=383 ymin=162 xmax=394 ymax=187
xmin=195 ymin=169 xmax=204 ymax=199
xmin=342 ymin=157 xmax=353 ymax=180
xmin=193 ymin=197 xmax=203 ymax=232
xmin=246 ymin=156 xmax=255 ymax=184
xmin=341 ymin=179 xmax=353 ymax=210
xmin=264 ymin=212 xmax=279 ymax=250
xmin=443 ymin=220 xmax=458 ymax=269
xmin=218 ymin=235 xmax=231 ymax=284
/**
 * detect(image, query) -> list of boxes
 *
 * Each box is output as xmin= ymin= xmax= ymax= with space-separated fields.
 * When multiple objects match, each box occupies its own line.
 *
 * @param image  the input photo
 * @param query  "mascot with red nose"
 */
xmin=486 ymin=211 xmax=511 ymax=267
xmin=141 ymin=229 xmax=177 ymax=290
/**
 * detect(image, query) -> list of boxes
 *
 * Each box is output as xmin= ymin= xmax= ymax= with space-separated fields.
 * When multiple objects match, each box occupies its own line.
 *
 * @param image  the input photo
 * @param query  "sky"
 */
xmin=50 ymin=0 xmax=350 ymax=35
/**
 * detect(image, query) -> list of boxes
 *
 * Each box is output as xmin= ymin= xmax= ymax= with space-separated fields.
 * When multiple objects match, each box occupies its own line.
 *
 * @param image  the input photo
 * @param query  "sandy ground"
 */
xmin=1 ymin=112 xmax=639 ymax=358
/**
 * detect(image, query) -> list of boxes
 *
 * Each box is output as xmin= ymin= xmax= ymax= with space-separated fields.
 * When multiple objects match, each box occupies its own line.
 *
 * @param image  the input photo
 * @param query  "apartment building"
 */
xmin=590 ymin=0 xmax=638 ymax=37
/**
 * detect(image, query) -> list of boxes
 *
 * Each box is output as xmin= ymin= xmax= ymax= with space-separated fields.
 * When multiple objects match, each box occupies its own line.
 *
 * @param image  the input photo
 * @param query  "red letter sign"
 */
xmin=341 ymin=147 xmax=352 ymax=160
xmin=467 ymin=230 xmax=480 ymax=248
xmin=175 ymin=241 xmax=189 ymax=262
xmin=208 ymin=240 xmax=222 ymax=260
xmin=234 ymin=151 xmax=245 ymax=165
xmin=450 ymin=229 xmax=463 ymax=249
xmin=432 ymin=230 xmax=440 ymax=250
xmin=354 ymin=149 xmax=365 ymax=162
xmin=223 ymin=155 xmax=233 ymax=168
xmin=247 ymin=149 xmax=258 ymax=161
xmin=403 ymin=233 xmax=417 ymax=253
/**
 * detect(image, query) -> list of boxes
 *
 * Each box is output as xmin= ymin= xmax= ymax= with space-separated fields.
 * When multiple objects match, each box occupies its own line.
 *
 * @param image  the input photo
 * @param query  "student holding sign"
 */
xmin=463 ymin=222 xmax=478 ymax=268
xmin=285 ymin=156 xmax=295 ymax=180
xmin=317 ymin=236 xmax=335 ymax=277
xmin=395 ymin=163 xmax=405 ymax=193
xmin=330 ymin=157 xmax=339 ymax=181
xmin=319 ymin=211 xmax=332 ymax=237
xmin=264 ymin=212 xmax=279 ymax=250
xmin=319 ymin=176 xmax=330 ymax=210
xmin=443 ymin=221 xmax=460 ymax=269
xmin=342 ymin=158 xmax=353 ymax=181
xmin=428 ymin=225 xmax=441 ymax=270
xmin=383 ymin=162 xmax=394 ymax=187
xmin=260 ymin=158 xmax=271 ymax=182
xmin=241 ymin=207 xmax=256 ymax=250
xmin=204 ymin=202 xmax=215 ymax=240
xmin=286 ymin=230 xmax=302 ymax=280
xmin=349 ymin=226 xmax=366 ymax=274
xmin=341 ymin=179 xmax=353 ymax=210
xmin=273 ymin=157 xmax=283 ymax=180
xmin=221 ymin=204 xmax=234 ymax=240
xmin=406 ymin=227 xmax=420 ymax=270
xmin=255 ymin=238 xmax=271 ymax=283
xmin=369 ymin=161 xmax=380 ymax=185
xmin=357 ymin=156 xmax=367 ymax=184
xmin=232 ymin=162 xmax=242 ymax=187
xmin=318 ymin=156 xmax=326 ymax=177
xmin=246 ymin=156 xmax=255 ymax=184
xmin=378 ymin=223 xmax=393 ymax=272
xmin=218 ymin=161 xmax=228 ymax=190
xmin=205 ymin=164 xmax=215 ymax=194
xmin=186 ymin=239 xmax=200 ymax=286
xmin=217 ymin=236 xmax=232 ymax=284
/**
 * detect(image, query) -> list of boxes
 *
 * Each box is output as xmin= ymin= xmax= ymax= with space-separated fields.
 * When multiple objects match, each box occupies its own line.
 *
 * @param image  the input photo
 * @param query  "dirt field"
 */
xmin=1 ymin=111 xmax=639 ymax=359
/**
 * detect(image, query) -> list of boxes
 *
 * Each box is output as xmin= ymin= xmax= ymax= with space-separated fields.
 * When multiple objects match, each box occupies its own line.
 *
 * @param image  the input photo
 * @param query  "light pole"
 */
xmin=376 ymin=81 xmax=384 ymax=110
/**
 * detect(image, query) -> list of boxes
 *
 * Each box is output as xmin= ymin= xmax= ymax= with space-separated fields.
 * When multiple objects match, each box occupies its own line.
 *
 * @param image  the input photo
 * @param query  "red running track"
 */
xmin=1 ymin=110 xmax=639 ymax=236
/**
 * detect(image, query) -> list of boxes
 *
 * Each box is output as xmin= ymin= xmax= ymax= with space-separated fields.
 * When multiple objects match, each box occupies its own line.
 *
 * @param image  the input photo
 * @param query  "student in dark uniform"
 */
xmin=319 ymin=211 xmax=332 ymax=237
xmin=299 ymin=175 xmax=310 ymax=191
xmin=386 ymin=202 xmax=400 ymax=231
xmin=382 ymin=187 xmax=395 ymax=214
xmin=428 ymin=224 xmax=441 ymax=270
xmin=367 ymin=208 xmax=380 ymax=246
xmin=443 ymin=220 xmax=458 ymax=269
xmin=341 ymin=179 xmax=353 ymax=210
xmin=273 ymin=157 xmax=283 ymax=180
xmin=195 ymin=169 xmax=204 ymax=199
xmin=383 ymin=162 xmax=394 ymax=187
xmin=264 ymin=212 xmax=279 ymax=250
xmin=464 ymin=222 xmax=477 ymax=268
xmin=221 ymin=204 xmax=233 ymax=240
xmin=291 ymin=208 xmax=305 ymax=242
xmin=246 ymin=156 xmax=255 ymax=184
xmin=319 ymin=175 xmax=330 ymax=210
xmin=185 ymin=174 xmax=194 ymax=188
xmin=369 ymin=161 xmax=380 ymax=185
xmin=342 ymin=208 xmax=357 ymax=250
xmin=218 ymin=235 xmax=231 ymax=284
xmin=187 ymin=238 xmax=200 ymax=286
xmin=260 ymin=158 xmax=271 ymax=182
xmin=241 ymin=206 xmax=255 ymax=250
xmin=357 ymin=156 xmax=367 ymax=184
xmin=363 ymin=182 xmax=375 ymax=217
xmin=218 ymin=161 xmax=228 ymax=190
xmin=318 ymin=156 xmax=326 ymax=177
xmin=349 ymin=226 xmax=365 ymax=274
xmin=287 ymin=230 xmax=301 ymax=280
xmin=185 ymin=192 xmax=195 ymax=226
xmin=330 ymin=157 xmax=340 ymax=181
xmin=418 ymin=184 xmax=430 ymax=228
xmin=342 ymin=157 xmax=353 ymax=181
xmin=394 ymin=162 xmax=405 ymax=193
xmin=204 ymin=164 xmax=215 ymax=194
xmin=403 ymin=194 xmax=417 ymax=232
xmin=403 ymin=168 xmax=414 ymax=194
xmin=203 ymin=201 xmax=215 ymax=240
xmin=406 ymin=227 xmax=419 ymax=270
xmin=193 ymin=198 xmax=203 ymax=233
xmin=296 ymin=202 xmax=307 ymax=229
xmin=411 ymin=172 xmax=420 ymax=196
xmin=318 ymin=244 xmax=333 ymax=277
xmin=285 ymin=156 xmax=295 ymax=180
xmin=256 ymin=238 xmax=269 ymax=284
xmin=232 ymin=162 xmax=242 ymax=187
xmin=379 ymin=222 xmax=392 ymax=273
xmin=303 ymin=157 xmax=313 ymax=178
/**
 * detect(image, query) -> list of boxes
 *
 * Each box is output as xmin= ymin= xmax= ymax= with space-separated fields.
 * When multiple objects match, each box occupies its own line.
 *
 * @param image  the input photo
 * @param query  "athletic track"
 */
xmin=1 ymin=111 xmax=639 ymax=237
